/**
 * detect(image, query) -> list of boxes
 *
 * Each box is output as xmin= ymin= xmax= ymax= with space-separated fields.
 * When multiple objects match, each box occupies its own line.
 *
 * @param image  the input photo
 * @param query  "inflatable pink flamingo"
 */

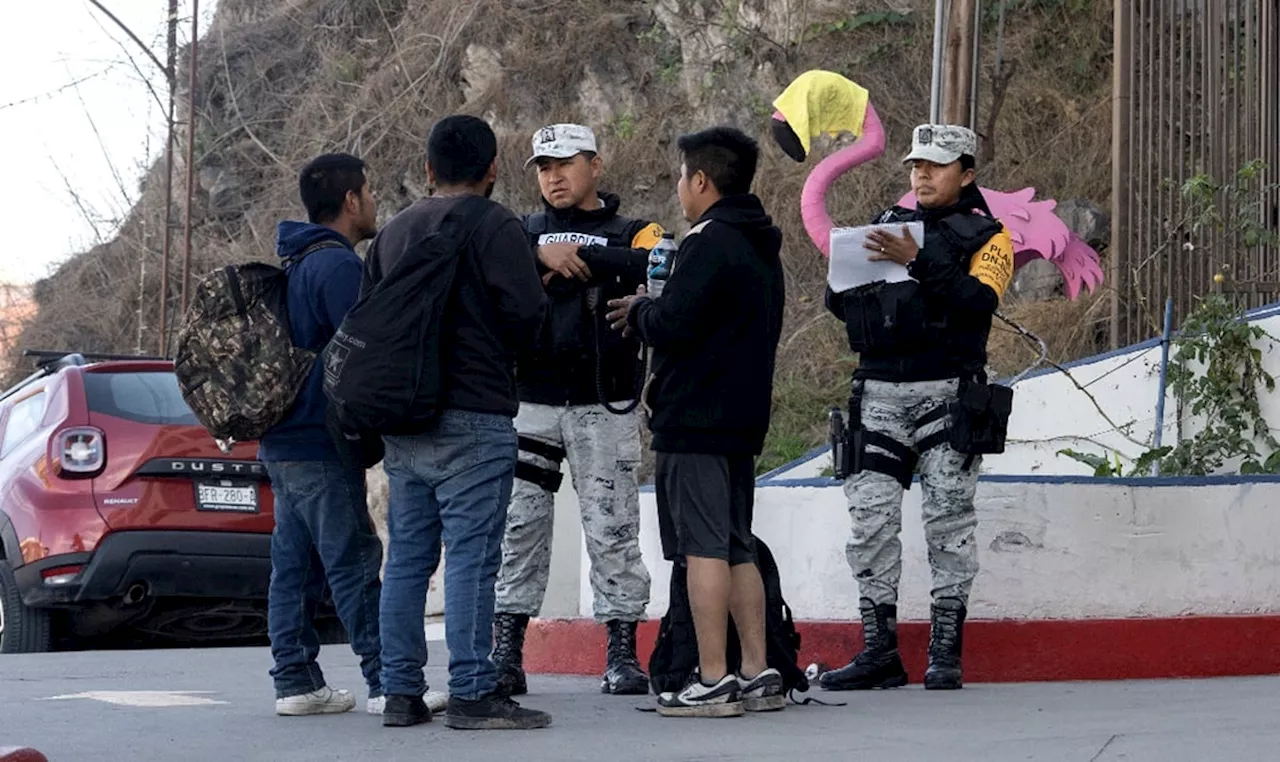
xmin=770 ymin=70 xmax=1103 ymax=300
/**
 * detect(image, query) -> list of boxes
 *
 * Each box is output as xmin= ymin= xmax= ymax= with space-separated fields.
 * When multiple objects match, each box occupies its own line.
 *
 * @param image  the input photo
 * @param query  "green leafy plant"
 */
xmin=1056 ymin=160 xmax=1280 ymax=477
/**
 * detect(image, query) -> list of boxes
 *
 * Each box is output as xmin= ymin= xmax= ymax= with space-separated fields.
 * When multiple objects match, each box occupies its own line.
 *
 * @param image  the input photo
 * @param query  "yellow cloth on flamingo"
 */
xmin=772 ymin=70 xmax=870 ymax=157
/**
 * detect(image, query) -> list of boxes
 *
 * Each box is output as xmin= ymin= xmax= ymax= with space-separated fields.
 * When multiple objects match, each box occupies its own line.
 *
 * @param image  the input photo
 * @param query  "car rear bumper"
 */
xmin=15 ymin=530 xmax=272 ymax=607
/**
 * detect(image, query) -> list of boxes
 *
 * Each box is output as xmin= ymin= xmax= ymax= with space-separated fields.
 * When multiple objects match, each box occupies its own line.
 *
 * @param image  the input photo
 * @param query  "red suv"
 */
xmin=0 ymin=351 xmax=332 ymax=653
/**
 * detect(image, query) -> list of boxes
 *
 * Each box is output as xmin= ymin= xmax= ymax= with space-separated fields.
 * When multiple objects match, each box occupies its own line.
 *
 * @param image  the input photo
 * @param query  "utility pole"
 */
xmin=931 ymin=0 xmax=983 ymax=129
xmin=158 ymin=0 xmax=177 ymax=356
xmin=943 ymin=0 xmax=979 ymax=127
xmin=180 ymin=0 xmax=198 ymax=320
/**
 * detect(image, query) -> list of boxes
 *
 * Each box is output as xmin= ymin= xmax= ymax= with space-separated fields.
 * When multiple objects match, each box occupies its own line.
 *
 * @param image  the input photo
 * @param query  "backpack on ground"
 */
xmin=174 ymin=241 xmax=344 ymax=446
xmin=322 ymin=196 xmax=487 ymax=437
xmin=648 ymin=536 xmax=810 ymax=699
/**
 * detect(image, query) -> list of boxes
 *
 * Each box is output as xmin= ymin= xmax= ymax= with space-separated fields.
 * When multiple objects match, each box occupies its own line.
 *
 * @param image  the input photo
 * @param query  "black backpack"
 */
xmin=321 ymin=196 xmax=487 ymax=437
xmin=648 ymin=537 xmax=810 ymax=698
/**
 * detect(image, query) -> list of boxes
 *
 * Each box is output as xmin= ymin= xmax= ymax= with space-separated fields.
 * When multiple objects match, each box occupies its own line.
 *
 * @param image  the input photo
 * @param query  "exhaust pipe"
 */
xmin=123 ymin=582 xmax=149 ymax=605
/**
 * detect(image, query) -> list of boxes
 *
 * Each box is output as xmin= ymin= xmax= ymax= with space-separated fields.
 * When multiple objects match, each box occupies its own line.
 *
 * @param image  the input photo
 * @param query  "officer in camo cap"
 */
xmin=819 ymin=124 xmax=1015 ymax=693
xmin=489 ymin=123 xmax=664 ymax=699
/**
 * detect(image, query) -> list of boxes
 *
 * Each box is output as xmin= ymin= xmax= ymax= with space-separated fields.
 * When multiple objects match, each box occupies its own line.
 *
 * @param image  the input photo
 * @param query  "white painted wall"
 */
xmin=580 ymin=477 xmax=1280 ymax=622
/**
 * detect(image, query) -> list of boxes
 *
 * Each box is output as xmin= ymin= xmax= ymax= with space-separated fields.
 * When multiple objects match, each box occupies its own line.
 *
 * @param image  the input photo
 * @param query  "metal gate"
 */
xmin=1110 ymin=0 xmax=1280 ymax=347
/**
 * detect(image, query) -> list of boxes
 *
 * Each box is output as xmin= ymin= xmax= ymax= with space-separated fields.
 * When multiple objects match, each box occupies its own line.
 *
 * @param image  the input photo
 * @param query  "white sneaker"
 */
xmin=276 ymin=686 xmax=356 ymax=716
xmin=656 ymin=672 xmax=744 ymax=718
xmin=367 ymin=690 xmax=448 ymax=715
xmin=423 ymin=690 xmax=449 ymax=713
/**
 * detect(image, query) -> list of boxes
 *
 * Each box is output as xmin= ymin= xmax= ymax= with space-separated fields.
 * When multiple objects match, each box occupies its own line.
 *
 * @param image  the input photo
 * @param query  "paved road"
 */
xmin=1 ymin=645 xmax=1277 ymax=761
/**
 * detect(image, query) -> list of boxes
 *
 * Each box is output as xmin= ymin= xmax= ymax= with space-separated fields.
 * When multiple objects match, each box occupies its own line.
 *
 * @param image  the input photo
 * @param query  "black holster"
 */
xmin=515 ymin=435 xmax=567 ymax=492
xmin=948 ymin=378 xmax=1014 ymax=462
xmin=830 ymin=383 xmax=918 ymax=489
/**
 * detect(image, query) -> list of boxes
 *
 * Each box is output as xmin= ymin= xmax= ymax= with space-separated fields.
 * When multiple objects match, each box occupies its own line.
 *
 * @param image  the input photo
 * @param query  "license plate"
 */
xmin=195 ymin=481 xmax=259 ymax=513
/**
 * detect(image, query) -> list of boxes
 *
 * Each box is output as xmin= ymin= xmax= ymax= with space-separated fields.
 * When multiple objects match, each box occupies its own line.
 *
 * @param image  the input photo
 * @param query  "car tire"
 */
xmin=0 ymin=561 xmax=53 ymax=654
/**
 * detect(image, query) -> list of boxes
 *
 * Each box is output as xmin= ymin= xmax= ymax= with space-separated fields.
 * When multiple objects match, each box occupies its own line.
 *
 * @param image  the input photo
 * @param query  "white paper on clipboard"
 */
xmin=827 ymin=222 xmax=925 ymax=292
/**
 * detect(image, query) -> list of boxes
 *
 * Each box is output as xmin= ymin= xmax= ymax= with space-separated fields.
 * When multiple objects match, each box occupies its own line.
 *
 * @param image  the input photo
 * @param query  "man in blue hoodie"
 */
xmin=260 ymin=153 xmax=389 ymax=717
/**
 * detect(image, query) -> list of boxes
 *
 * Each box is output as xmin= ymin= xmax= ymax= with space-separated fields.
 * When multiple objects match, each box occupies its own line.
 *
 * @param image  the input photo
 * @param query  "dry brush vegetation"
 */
xmin=13 ymin=0 xmax=1116 ymax=474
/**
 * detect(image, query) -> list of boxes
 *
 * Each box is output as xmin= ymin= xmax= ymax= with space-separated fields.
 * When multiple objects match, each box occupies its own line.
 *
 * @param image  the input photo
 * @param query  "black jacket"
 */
xmin=517 ymin=192 xmax=662 ymax=406
xmin=366 ymin=194 xmax=547 ymax=418
xmin=628 ymin=195 xmax=786 ymax=455
xmin=826 ymin=186 xmax=1014 ymax=382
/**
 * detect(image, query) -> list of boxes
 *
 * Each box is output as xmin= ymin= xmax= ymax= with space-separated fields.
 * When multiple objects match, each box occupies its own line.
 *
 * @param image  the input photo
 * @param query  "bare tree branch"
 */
xmin=84 ymin=0 xmax=170 ymax=85
xmin=0 ymin=68 xmax=114 ymax=111
xmin=67 ymin=66 xmax=136 ymax=212
xmin=84 ymin=3 xmax=168 ymax=114
xmin=49 ymin=157 xmax=106 ymax=245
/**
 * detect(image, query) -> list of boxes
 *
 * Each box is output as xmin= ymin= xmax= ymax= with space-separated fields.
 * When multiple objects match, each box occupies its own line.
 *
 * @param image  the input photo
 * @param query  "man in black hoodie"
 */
xmin=492 ymin=123 xmax=661 ymax=698
xmin=607 ymin=126 xmax=786 ymax=718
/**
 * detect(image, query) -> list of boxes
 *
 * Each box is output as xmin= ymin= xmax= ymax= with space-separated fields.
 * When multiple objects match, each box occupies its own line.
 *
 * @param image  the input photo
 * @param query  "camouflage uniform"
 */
xmin=495 ymin=402 xmax=651 ymax=622
xmin=844 ymin=379 xmax=980 ymax=605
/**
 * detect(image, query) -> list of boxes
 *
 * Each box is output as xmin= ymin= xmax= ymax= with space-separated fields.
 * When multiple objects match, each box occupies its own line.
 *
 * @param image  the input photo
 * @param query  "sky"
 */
xmin=2 ymin=1 xmax=218 ymax=286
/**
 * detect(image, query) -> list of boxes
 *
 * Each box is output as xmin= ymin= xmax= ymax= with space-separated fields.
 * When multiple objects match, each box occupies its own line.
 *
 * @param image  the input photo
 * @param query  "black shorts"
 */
xmin=655 ymin=452 xmax=756 ymax=566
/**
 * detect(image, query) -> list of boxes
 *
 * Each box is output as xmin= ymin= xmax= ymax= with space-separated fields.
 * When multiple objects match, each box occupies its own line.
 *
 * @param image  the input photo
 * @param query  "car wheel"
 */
xmin=0 ymin=561 xmax=53 ymax=654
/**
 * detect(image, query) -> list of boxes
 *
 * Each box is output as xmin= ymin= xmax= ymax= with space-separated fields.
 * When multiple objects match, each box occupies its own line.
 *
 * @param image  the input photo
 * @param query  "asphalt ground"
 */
xmin=2 ymin=644 xmax=1277 ymax=761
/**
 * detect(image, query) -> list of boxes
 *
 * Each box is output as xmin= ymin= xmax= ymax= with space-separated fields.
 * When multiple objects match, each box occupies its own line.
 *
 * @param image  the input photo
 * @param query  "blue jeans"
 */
xmin=266 ymin=461 xmax=383 ymax=699
xmin=379 ymin=410 xmax=517 ymax=701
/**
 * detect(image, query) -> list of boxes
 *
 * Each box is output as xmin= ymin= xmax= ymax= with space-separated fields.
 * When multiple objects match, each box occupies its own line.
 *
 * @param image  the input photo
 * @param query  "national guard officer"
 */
xmin=820 ymin=124 xmax=1015 ymax=692
xmin=491 ymin=123 xmax=663 ymax=697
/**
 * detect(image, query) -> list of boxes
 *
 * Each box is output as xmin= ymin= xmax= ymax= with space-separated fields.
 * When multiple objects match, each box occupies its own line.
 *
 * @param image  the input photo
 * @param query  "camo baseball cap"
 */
xmin=902 ymin=124 xmax=977 ymax=165
xmin=525 ymin=123 xmax=598 ymax=168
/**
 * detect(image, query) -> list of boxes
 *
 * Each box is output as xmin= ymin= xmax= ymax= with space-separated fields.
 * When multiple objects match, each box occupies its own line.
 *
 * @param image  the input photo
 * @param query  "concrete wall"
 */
xmin=580 ymin=476 xmax=1280 ymax=622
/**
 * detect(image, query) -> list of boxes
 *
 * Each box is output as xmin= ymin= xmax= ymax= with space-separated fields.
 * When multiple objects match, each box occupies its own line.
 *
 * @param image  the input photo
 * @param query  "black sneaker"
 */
xmin=381 ymin=694 xmax=431 ymax=727
xmin=655 ymin=671 xmax=744 ymax=718
xmin=442 ymin=693 xmax=552 ymax=730
xmin=737 ymin=668 xmax=785 ymax=712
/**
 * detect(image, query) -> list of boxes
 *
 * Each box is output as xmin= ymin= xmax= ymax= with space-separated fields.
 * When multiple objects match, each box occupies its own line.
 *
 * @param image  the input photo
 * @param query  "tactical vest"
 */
xmin=840 ymin=206 xmax=1003 ymax=357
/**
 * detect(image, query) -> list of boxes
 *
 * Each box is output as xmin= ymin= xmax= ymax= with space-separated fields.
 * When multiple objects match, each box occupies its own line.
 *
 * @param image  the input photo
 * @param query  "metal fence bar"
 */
xmin=1111 ymin=0 xmax=1280 ymax=347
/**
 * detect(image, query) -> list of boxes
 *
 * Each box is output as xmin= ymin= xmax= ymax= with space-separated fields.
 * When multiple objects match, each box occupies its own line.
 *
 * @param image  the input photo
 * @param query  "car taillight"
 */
xmin=56 ymin=427 xmax=105 ymax=476
xmin=41 ymin=565 xmax=84 ymax=585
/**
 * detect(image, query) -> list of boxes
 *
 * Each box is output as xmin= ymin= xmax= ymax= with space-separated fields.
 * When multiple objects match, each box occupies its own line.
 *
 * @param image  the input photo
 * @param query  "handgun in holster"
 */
xmin=829 ymin=383 xmax=918 ymax=489
xmin=829 ymin=386 xmax=865 ymax=480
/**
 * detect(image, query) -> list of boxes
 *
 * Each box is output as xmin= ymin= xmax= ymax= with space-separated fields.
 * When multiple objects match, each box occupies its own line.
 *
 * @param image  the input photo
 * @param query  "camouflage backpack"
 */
xmin=174 ymin=242 xmax=342 ymax=449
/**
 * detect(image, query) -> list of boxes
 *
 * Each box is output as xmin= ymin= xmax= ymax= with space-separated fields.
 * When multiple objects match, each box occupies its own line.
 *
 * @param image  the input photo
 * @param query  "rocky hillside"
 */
xmin=15 ymin=0 xmax=1115 ymax=473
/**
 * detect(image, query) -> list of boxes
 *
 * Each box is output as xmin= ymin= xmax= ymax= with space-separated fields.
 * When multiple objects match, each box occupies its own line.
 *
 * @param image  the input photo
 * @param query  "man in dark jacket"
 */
xmin=607 ymin=126 xmax=786 ymax=718
xmin=491 ymin=123 xmax=661 ymax=698
xmin=260 ymin=153 xmax=387 ymax=717
xmin=366 ymin=115 xmax=551 ymax=731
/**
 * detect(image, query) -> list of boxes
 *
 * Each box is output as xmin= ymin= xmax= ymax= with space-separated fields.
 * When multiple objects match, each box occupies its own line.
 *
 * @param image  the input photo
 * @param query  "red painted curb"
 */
xmin=0 ymin=749 xmax=48 ymax=762
xmin=524 ymin=615 xmax=1280 ymax=682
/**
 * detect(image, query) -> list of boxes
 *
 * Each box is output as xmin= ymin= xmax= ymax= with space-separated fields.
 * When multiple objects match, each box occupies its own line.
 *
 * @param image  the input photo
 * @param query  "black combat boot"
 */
xmin=492 ymin=613 xmax=529 ymax=697
xmin=924 ymin=597 xmax=967 ymax=690
xmin=819 ymin=598 xmax=909 ymax=691
xmin=601 ymin=620 xmax=649 ymax=695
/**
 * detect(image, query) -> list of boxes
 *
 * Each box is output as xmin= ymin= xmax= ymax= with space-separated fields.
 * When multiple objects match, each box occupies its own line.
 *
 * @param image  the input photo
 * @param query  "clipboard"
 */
xmin=827 ymin=222 xmax=925 ymax=292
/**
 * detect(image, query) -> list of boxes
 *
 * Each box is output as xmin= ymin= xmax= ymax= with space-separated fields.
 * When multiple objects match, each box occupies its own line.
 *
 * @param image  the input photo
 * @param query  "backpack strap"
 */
xmin=282 ymin=239 xmax=348 ymax=271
